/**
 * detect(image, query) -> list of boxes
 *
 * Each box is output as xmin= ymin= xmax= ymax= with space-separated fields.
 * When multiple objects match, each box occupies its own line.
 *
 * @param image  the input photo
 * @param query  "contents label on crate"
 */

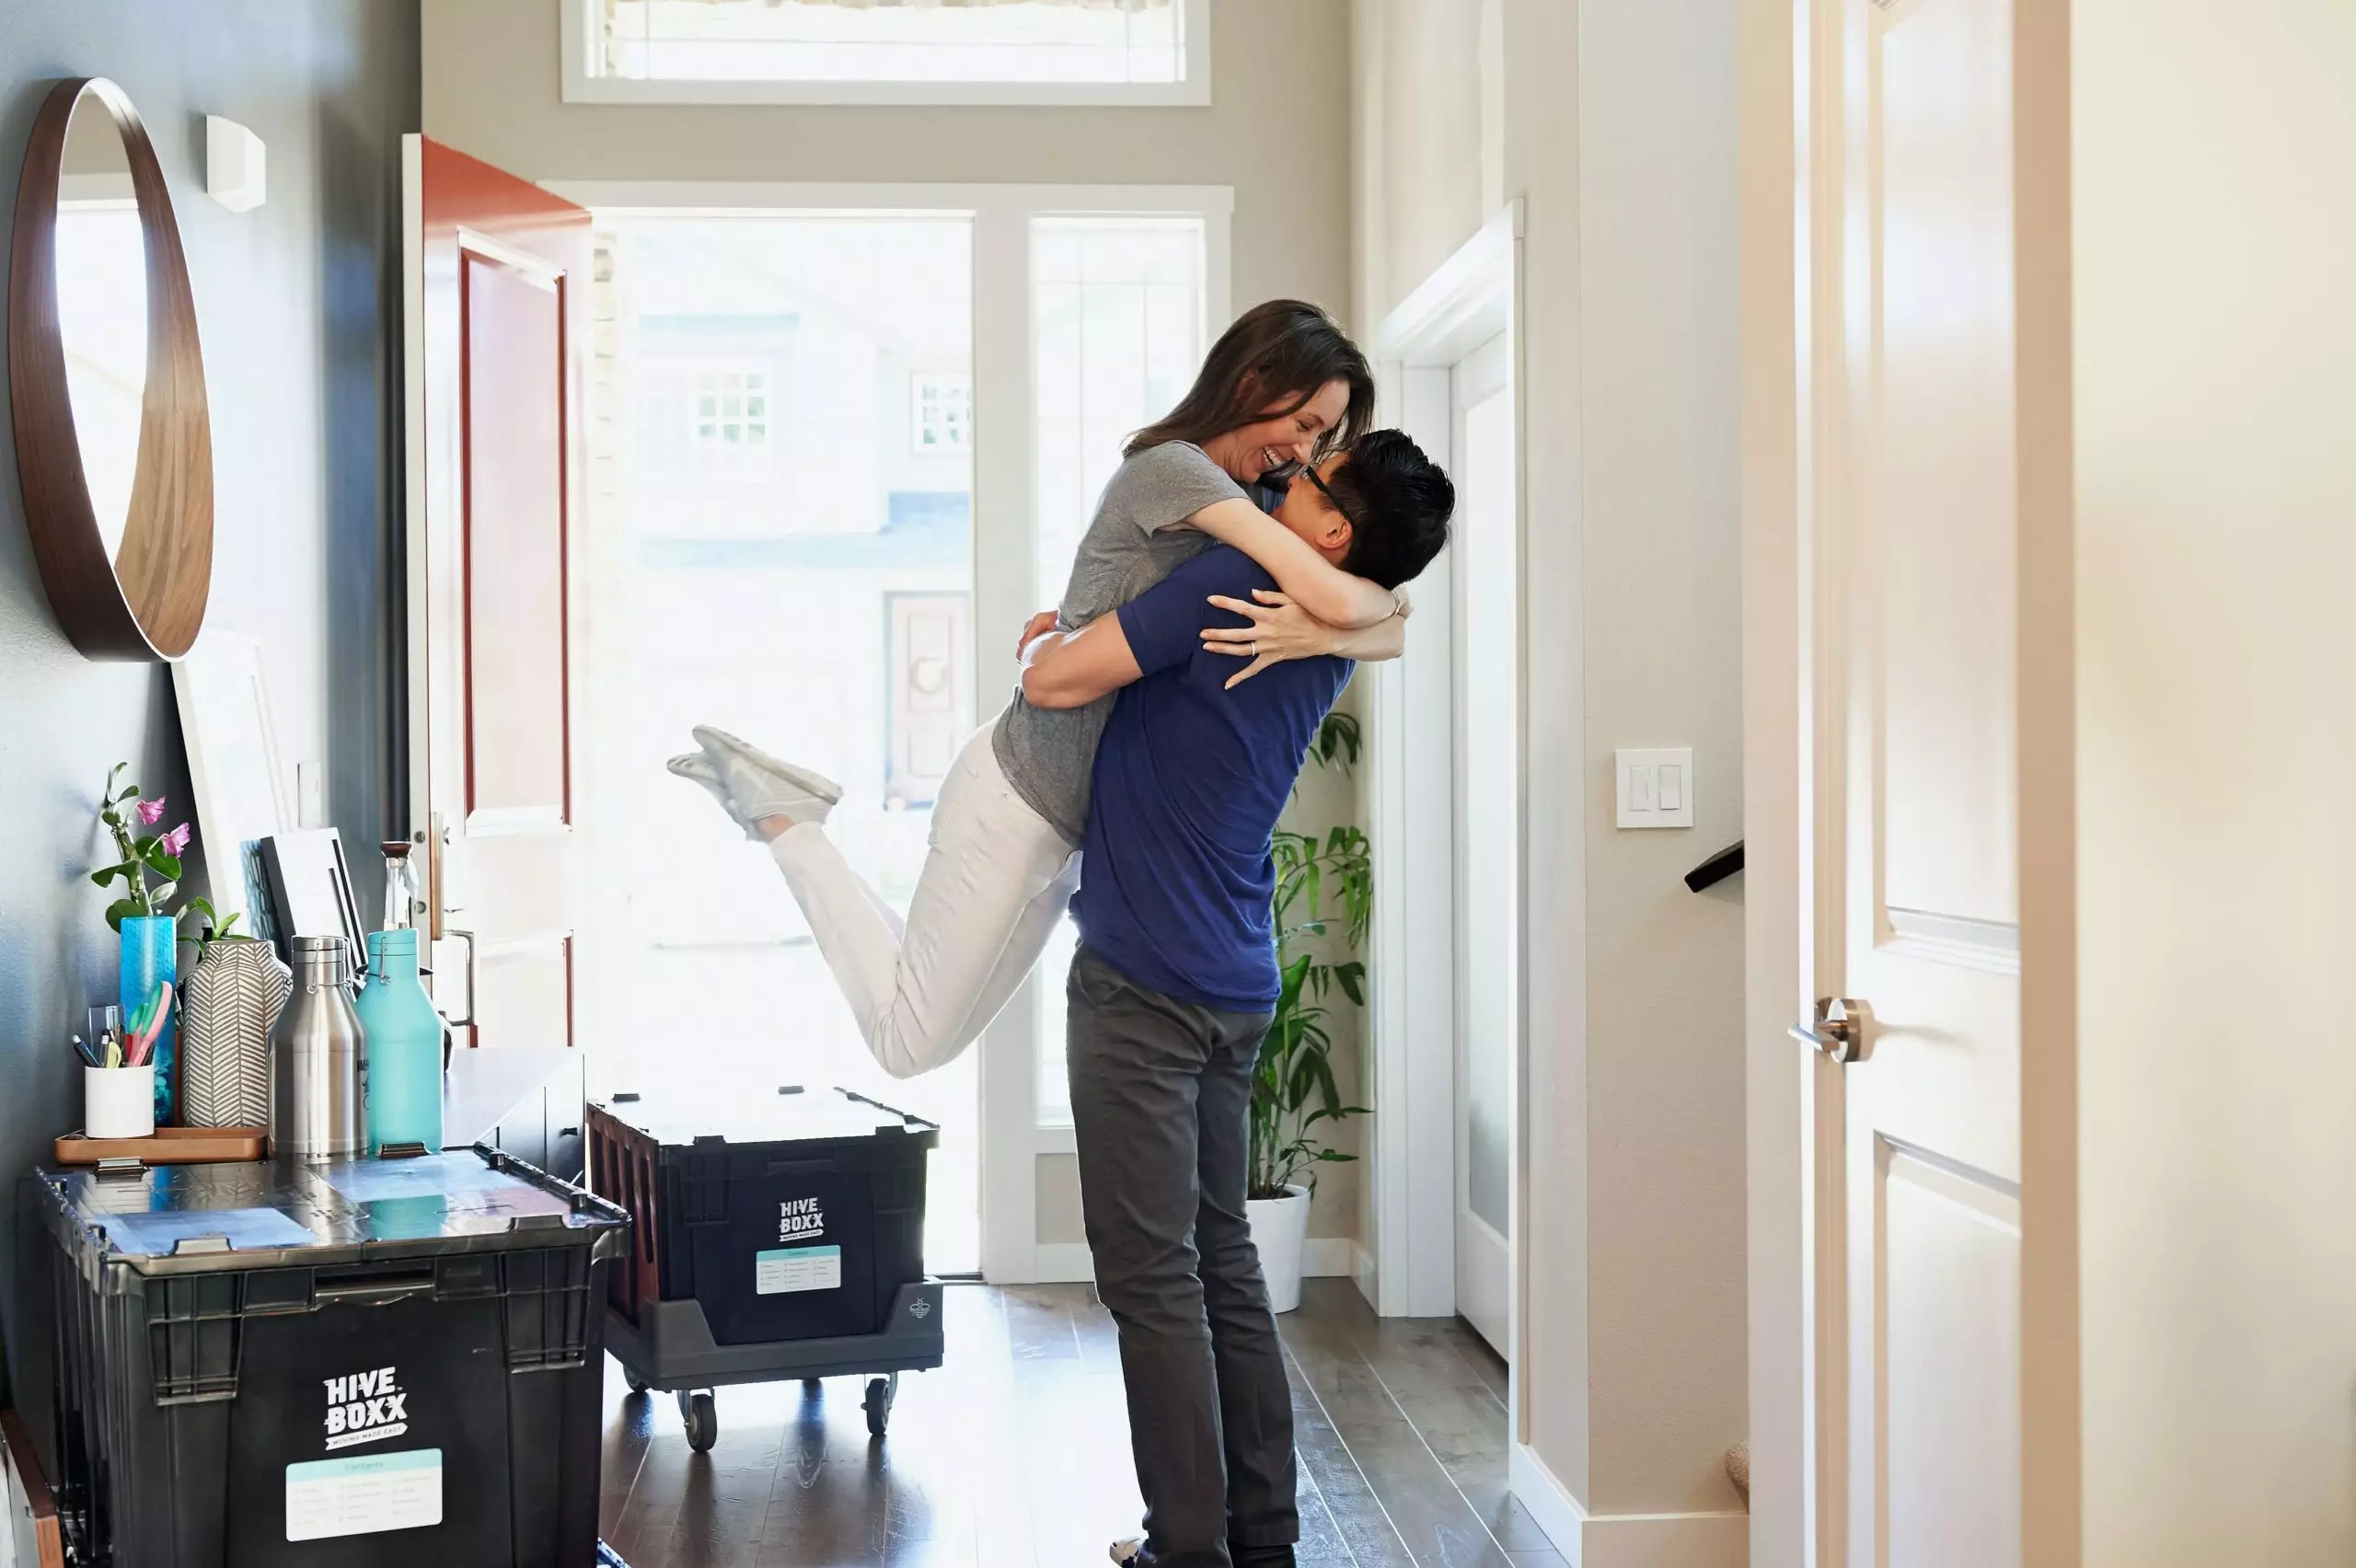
xmin=285 ymin=1448 xmax=444 ymax=1541
xmin=756 ymin=1244 xmax=843 ymax=1295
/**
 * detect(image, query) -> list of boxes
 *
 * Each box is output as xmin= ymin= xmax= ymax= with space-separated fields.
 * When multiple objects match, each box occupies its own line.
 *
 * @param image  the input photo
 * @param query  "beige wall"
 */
xmin=421 ymin=0 xmax=1366 ymax=1247
xmin=2062 ymin=2 xmax=2356 ymax=1562
xmin=1355 ymin=0 xmax=1748 ymax=1537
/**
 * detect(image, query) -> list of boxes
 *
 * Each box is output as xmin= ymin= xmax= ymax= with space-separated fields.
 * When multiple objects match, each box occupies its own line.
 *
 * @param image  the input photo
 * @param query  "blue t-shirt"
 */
xmin=1073 ymin=545 xmax=1356 ymax=1012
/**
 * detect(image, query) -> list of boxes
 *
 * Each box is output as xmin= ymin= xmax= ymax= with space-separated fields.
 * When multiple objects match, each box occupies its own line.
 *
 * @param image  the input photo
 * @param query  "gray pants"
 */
xmin=1067 ymin=947 xmax=1297 ymax=1568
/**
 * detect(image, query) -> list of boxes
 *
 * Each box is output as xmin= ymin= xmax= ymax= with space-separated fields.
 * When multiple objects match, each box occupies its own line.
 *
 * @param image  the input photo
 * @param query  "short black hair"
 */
xmin=1325 ymin=429 xmax=1455 ymax=590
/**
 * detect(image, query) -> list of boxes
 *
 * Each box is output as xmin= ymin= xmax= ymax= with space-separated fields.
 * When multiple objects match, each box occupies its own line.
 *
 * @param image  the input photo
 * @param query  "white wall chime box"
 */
xmin=1615 ymin=747 xmax=1695 ymax=830
xmin=205 ymin=115 xmax=265 ymax=213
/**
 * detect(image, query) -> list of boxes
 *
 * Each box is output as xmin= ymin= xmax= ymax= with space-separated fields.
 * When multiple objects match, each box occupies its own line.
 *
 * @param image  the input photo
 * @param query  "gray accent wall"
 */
xmin=0 ymin=1 xmax=419 ymax=1405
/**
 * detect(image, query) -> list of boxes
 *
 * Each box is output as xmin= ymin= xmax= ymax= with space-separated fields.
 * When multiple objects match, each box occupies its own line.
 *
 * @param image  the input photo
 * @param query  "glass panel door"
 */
xmin=1027 ymin=213 xmax=1207 ymax=1128
xmin=588 ymin=213 xmax=981 ymax=1272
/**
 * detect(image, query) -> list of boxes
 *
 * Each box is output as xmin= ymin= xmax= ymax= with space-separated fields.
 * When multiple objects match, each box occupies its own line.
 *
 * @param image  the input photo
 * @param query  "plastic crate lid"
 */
xmin=39 ymin=1149 xmax=625 ymax=1273
xmin=595 ymin=1084 xmax=936 ymax=1149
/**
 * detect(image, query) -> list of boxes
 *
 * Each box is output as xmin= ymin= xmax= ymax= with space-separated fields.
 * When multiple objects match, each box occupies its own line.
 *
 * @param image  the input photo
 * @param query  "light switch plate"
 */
xmin=1616 ymin=748 xmax=1695 ymax=829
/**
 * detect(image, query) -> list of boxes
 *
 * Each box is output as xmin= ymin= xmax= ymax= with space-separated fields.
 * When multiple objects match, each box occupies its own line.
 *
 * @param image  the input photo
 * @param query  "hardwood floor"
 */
xmin=598 ymin=1278 xmax=1565 ymax=1568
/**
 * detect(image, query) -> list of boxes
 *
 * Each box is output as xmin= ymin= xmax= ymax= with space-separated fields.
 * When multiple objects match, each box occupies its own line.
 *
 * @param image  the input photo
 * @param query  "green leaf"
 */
xmin=138 ymin=840 xmax=183 ymax=882
xmin=91 ymin=866 xmax=125 ymax=889
xmin=103 ymin=897 xmax=142 ymax=933
xmin=1333 ymin=962 xmax=1367 ymax=1008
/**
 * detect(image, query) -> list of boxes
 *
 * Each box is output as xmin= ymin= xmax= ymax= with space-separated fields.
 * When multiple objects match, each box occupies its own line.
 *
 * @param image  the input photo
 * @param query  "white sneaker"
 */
xmin=666 ymin=750 xmax=763 ymax=841
xmin=664 ymin=727 xmax=840 ymax=835
xmin=693 ymin=727 xmax=843 ymax=813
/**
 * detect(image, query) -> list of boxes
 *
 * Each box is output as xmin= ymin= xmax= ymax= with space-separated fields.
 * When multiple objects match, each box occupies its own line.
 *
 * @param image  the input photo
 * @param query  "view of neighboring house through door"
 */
xmin=545 ymin=181 xmax=1230 ymax=1284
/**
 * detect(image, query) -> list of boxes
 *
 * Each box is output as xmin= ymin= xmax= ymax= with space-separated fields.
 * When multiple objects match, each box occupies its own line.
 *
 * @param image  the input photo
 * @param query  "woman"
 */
xmin=670 ymin=300 xmax=1412 ymax=1079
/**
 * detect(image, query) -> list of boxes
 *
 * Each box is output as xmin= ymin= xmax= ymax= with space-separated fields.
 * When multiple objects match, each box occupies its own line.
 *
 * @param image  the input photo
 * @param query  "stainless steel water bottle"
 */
xmin=269 ymin=935 xmax=367 ymax=1158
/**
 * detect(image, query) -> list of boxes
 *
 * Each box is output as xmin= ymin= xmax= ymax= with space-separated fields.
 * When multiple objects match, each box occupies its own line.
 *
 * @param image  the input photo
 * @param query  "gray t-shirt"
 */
xmin=994 ymin=441 xmax=1245 ymax=843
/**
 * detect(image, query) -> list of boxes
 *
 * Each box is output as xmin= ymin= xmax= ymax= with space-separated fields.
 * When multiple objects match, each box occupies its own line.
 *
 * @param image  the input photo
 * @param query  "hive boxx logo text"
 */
xmin=323 ymin=1366 xmax=409 ymax=1452
xmin=779 ymin=1197 xmax=826 ymax=1243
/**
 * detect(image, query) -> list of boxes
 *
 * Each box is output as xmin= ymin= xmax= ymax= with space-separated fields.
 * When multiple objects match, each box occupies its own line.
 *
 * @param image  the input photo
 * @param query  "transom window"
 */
xmin=567 ymin=0 xmax=1208 ymax=107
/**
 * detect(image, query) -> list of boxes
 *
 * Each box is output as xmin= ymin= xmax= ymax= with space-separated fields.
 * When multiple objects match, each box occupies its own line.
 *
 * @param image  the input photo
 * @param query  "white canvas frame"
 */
xmin=171 ymin=631 xmax=292 ymax=938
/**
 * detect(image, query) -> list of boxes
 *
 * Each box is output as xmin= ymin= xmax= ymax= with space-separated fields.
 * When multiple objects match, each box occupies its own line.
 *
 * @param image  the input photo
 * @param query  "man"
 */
xmin=1021 ymin=429 xmax=1454 ymax=1568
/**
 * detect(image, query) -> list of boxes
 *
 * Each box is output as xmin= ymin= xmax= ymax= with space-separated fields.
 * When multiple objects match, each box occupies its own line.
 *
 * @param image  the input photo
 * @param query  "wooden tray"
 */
xmin=52 ymin=1125 xmax=267 ymax=1166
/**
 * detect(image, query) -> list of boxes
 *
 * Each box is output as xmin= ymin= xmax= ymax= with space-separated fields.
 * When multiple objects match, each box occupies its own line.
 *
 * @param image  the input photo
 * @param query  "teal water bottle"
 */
xmin=356 ymin=928 xmax=445 ymax=1155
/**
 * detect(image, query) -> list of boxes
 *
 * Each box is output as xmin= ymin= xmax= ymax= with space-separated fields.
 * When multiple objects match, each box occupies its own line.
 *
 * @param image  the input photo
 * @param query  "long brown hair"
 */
xmin=1126 ymin=299 xmax=1375 ymax=463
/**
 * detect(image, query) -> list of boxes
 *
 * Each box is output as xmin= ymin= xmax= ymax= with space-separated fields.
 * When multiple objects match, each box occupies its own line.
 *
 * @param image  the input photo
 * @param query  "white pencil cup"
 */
xmin=86 ymin=1065 xmax=156 ymax=1140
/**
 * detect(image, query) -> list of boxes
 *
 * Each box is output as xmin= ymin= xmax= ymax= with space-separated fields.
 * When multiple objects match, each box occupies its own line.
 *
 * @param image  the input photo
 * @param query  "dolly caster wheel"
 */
xmin=678 ymin=1389 xmax=718 ymax=1452
xmin=624 ymin=1367 xmax=651 ymax=1394
xmin=862 ymin=1374 xmax=898 ymax=1438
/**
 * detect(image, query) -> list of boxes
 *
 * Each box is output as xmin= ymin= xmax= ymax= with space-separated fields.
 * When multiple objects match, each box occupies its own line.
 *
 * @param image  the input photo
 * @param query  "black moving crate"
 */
xmin=35 ymin=1147 xmax=629 ymax=1567
xmin=589 ymin=1085 xmax=944 ymax=1449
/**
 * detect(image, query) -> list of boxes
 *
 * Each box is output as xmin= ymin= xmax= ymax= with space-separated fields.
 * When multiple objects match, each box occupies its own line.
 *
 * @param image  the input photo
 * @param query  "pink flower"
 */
xmin=160 ymin=823 xmax=191 ymax=858
xmin=135 ymin=798 xmax=167 ymax=825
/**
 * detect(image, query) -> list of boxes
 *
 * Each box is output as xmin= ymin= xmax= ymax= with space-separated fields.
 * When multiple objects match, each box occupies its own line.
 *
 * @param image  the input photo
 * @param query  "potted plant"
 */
xmin=91 ymin=763 xmax=226 ymax=1124
xmin=1247 ymin=714 xmax=1370 ymax=1314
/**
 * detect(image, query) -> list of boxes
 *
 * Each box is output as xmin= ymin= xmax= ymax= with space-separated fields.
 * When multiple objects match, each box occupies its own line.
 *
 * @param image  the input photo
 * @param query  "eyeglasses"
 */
xmin=1296 ymin=459 xmax=1340 ymax=507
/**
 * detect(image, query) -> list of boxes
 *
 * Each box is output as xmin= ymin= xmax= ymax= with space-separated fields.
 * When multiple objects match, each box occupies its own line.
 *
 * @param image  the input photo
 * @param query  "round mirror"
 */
xmin=56 ymin=90 xmax=148 ymax=561
xmin=9 ymin=78 xmax=212 ymax=661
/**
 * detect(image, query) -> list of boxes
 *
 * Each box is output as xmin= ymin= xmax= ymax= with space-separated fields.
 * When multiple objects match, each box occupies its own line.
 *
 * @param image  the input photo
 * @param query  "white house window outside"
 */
xmin=633 ymin=363 xmax=775 ymax=478
xmin=913 ymin=372 xmax=972 ymax=455
xmin=572 ymin=0 xmax=1207 ymax=107
xmin=698 ymin=368 xmax=769 ymax=449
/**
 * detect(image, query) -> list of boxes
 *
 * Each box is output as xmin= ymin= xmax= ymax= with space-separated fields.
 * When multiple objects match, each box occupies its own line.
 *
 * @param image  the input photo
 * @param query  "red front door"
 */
xmin=401 ymin=136 xmax=589 ymax=1053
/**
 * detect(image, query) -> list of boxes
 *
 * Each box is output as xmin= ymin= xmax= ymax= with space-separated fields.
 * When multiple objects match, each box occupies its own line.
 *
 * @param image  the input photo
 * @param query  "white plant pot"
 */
xmin=1245 ymin=1183 xmax=1312 ymax=1315
xmin=86 ymin=1065 xmax=156 ymax=1140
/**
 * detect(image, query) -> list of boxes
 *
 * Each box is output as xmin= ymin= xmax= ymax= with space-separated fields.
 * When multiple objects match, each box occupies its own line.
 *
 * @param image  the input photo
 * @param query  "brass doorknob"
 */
xmin=1789 ymin=997 xmax=1872 ymax=1065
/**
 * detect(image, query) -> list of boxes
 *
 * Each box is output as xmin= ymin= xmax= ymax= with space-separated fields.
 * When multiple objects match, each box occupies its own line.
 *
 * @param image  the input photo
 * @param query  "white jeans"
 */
xmin=768 ymin=725 xmax=1080 ymax=1080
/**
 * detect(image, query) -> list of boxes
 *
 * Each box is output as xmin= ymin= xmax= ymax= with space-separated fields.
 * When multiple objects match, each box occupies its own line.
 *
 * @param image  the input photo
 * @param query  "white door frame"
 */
xmin=1737 ymin=2 xmax=1813 ymax=1562
xmin=541 ymin=179 xmax=1232 ymax=1286
xmin=1367 ymin=199 xmax=1528 ymax=1329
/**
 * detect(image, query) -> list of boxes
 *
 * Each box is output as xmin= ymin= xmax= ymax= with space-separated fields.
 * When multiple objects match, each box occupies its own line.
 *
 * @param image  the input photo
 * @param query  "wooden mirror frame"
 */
xmin=9 ymin=76 xmax=213 ymax=662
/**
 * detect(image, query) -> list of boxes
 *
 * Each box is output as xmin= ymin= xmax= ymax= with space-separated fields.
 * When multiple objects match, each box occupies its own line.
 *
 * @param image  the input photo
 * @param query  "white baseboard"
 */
xmin=1581 ymin=1510 xmax=1748 ymax=1568
xmin=1507 ymin=1445 xmax=1748 ymax=1568
xmin=1510 ymin=1443 xmax=1589 ymax=1566
xmin=1353 ymin=1240 xmax=1379 ymax=1304
xmin=1302 ymin=1237 xmax=1356 ymax=1277
xmin=1032 ymin=1242 xmax=1095 ymax=1283
xmin=1029 ymin=1238 xmax=1361 ymax=1287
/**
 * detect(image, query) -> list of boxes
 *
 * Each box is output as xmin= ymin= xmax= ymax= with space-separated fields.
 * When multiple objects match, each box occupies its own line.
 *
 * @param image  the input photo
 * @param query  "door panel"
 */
xmin=1453 ymin=330 xmax=1514 ymax=1356
xmin=1881 ymin=1148 xmax=2021 ymax=1568
xmin=463 ymin=254 xmax=570 ymax=820
xmin=404 ymin=135 xmax=590 ymax=1055
xmin=1814 ymin=0 xmax=2030 ymax=1559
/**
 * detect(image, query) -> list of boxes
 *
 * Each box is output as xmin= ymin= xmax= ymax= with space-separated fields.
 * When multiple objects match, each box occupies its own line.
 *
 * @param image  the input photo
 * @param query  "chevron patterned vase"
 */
xmin=182 ymin=936 xmax=290 ymax=1129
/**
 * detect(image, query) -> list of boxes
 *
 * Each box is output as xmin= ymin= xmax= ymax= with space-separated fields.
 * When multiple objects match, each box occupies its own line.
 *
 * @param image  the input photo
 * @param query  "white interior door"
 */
xmin=1453 ymin=331 xmax=1515 ymax=1355
xmin=1808 ymin=0 xmax=2034 ymax=1560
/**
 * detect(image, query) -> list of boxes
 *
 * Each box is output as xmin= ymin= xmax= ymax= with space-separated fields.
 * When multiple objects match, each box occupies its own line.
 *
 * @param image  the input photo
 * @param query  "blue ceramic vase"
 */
xmin=119 ymin=914 xmax=177 ymax=1124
